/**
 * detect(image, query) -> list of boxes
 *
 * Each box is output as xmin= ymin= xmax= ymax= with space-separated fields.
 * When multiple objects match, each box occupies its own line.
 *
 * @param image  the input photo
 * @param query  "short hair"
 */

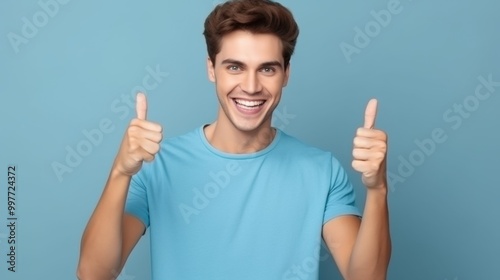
xmin=203 ymin=0 xmax=299 ymax=68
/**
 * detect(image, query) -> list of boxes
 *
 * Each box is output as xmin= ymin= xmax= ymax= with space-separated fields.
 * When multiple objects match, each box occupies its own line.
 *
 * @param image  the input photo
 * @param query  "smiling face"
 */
xmin=207 ymin=30 xmax=290 ymax=134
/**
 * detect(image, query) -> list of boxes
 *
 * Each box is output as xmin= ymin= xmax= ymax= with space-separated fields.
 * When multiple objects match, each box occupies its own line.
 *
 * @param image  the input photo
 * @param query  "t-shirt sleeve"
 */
xmin=125 ymin=168 xmax=150 ymax=228
xmin=323 ymin=156 xmax=362 ymax=224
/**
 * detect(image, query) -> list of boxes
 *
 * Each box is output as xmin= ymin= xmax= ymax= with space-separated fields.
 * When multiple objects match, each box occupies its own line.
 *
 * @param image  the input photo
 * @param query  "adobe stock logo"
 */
xmin=272 ymin=106 xmax=296 ymax=131
xmin=281 ymin=243 xmax=330 ymax=280
xmin=339 ymin=0 xmax=404 ymax=63
xmin=7 ymin=0 xmax=71 ymax=54
xmin=178 ymin=161 xmax=242 ymax=224
xmin=389 ymin=74 xmax=499 ymax=191
xmin=51 ymin=64 xmax=169 ymax=182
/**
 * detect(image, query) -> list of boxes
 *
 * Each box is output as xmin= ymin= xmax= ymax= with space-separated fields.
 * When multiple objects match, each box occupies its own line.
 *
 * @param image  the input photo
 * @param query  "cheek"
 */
xmin=215 ymin=72 xmax=239 ymax=93
xmin=264 ymin=79 xmax=285 ymax=95
xmin=216 ymin=80 xmax=236 ymax=96
xmin=262 ymin=73 xmax=286 ymax=86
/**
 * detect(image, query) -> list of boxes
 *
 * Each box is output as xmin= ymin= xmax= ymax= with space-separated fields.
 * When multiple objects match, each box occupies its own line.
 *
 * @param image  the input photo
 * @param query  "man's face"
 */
xmin=207 ymin=30 xmax=290 ymax=133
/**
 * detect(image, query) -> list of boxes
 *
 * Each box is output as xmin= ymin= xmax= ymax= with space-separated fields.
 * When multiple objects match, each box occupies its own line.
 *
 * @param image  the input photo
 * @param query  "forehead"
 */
xmin=216 ymin=30 xmax=284 ymax=64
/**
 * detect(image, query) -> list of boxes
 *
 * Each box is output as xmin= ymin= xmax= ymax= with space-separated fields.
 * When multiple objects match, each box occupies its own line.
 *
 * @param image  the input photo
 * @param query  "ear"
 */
xmin=282 ymin=63 xmax=291 ymax=87
xmin=207 ymin=57 xmax=216 ymax=82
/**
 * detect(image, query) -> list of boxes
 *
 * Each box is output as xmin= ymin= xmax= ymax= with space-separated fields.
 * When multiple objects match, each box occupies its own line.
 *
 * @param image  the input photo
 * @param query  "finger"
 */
xmin=352 ymin=148 xmax=371 ymax=161
xmin=140 ymin=130 xmax=163 ymax=143
xmin=139 ymin=139 xmax=161 ymax=155
xmin=129 ymin=127 xmax=162 ymax=143
xmin=136 ymin=92 xmax=148 ymax=120
xmin=355 ymin=128 xmax=387 ymax=141
xmin=352 ymin=160 xmax=378 ymax=174
xmin=364 ymin=99 xmax=378 ymax=129
xmin=128 ymin=142 xmax=158 ymax=162
xmin=130 ymin=119 xmax=162 ymax=133
xmin=132 ymin=148 xmax=155 ymax=162
xmin=353 ymin=136 xmax=376 ymax=149
xmin=352 ymin=160 xmax=370 ymax=173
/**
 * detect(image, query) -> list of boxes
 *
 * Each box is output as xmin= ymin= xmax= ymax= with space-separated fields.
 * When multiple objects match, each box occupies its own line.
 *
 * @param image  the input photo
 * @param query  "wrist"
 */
xmin=366 ymin=183 xmax=389 ymax=196
xmin=110 ymin=165 xmax=133 ymax=180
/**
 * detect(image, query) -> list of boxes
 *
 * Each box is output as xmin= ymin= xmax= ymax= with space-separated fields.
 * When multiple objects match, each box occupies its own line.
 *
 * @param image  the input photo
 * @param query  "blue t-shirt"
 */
xmin=125 ymin=126 xmax=361 ymax=280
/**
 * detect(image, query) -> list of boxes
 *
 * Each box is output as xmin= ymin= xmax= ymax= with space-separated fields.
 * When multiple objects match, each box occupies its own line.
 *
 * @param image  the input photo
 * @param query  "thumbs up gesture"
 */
xmin=113 ymin=93 xmax=163 ymax=176
xmin=352 ymin=99 xmax=388 ymax=190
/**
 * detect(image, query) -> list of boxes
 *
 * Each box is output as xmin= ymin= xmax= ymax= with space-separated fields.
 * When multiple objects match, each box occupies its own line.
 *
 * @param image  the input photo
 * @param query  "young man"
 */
xmin=77 ymin=0 xmax=391 ymax=279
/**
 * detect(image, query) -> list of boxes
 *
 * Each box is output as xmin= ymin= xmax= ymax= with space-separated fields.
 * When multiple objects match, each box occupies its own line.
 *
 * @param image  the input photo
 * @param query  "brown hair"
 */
xmin=203 ymin=0 xmax=299 ymax=68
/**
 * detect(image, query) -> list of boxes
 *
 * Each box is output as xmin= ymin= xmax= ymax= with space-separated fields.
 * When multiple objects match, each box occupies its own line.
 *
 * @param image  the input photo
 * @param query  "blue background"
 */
xmin=1 ymin=0 xmax=499 ymax=279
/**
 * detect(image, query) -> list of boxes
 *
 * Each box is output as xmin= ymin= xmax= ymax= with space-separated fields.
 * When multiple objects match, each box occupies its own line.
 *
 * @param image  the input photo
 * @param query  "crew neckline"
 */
xmin=198 ymin=125 xmax=282 ymax=159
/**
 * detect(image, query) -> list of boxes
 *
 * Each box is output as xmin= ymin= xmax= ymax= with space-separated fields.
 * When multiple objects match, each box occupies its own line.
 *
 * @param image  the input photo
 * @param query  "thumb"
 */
xmin=364 ymin=99 xmax=378 ymax=129
xmin=136 ymin=92 xmax=147 ymax=120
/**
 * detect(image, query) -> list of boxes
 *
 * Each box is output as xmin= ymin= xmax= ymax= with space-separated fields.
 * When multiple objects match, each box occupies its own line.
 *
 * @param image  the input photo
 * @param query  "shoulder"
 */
xmin=276 ymin=130 xmax=338 ymax=165
xmin=163 ymin=127 xmax=201 ymax=146
xmin=277 ymin=130 xmax=327 ymax=153
xmin=157 ymin=126 xmax=205 ymax=156
xmin=139 ymin=127 xmax=203 ymax=173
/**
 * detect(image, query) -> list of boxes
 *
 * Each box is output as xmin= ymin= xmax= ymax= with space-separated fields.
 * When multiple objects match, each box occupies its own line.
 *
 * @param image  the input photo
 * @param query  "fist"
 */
xmin=113 ymin=93 xmax=163 ymax=176
xmin=352 ymin=99 xmax=388 ymax=189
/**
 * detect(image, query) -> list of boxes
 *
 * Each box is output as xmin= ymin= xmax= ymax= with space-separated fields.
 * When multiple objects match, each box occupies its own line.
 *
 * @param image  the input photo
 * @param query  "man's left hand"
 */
xmin=352 ymin=99 xmax=388 ymax=190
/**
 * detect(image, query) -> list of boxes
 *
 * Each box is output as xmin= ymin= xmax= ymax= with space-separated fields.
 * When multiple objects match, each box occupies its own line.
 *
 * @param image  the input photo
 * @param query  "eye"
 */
xmin=227 ymin=65 xmax=241 ymax=72
xmin=260 ymin=67 xmax=276 ymax=74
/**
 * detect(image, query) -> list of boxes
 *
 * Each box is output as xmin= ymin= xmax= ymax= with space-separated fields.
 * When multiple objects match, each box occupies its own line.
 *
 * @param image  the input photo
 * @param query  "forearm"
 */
xmin=347 ymin=185 xmax=391 ymax=280
xmin=77 ymin=168 xmax=131 ymax=279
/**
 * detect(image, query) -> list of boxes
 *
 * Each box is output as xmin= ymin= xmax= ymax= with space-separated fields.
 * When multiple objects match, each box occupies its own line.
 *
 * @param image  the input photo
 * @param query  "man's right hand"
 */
xmin=113 ymin=92 xmax=163 ymax=176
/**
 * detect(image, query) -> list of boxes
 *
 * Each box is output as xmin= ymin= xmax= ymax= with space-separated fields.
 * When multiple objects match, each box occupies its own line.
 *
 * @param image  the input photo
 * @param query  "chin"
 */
xmin=230 ymin=115 xmax=272 ymax=134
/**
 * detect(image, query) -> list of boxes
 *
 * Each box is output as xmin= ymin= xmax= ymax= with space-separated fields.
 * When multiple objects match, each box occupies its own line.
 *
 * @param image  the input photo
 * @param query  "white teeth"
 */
xmin=234 ymin=99 xmax=265 ymax=107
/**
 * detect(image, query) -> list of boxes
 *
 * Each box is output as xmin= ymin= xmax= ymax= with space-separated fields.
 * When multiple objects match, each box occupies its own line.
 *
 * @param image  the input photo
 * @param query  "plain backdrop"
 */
xmin=1 ymin=0 xmax=499 ymax=279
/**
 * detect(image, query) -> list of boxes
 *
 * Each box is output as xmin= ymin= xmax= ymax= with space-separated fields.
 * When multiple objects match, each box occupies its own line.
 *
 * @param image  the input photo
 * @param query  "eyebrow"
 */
xmin=221 ymin=59 xmax=284 ymax=69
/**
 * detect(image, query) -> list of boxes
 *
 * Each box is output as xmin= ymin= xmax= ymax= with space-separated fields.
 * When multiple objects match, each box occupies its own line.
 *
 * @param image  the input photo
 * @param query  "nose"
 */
xmin=240 ymin=72 xmax=263 ymax=94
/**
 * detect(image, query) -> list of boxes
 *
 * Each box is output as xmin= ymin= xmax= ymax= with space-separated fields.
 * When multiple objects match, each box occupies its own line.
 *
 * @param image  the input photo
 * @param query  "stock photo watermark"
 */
xmin=177 ymin=104 xmax=296 ymax=224
xmin=51 ymin=64 xmax=169 ymax=182
xmin=273 ymin=106 xmax=296 ymax=131
xmin=0 ymin=231 xmax=10 ymax=272
xmin=388 ymin=74 xmax=499 ymax=191
xmin=282 ymin=242 xmax=330 ymax=280
xmin=7 ymin=0 xmax=72 ymax=54
xmin=339 ymin=0 xmax=412 ymax=63
xmin=178 ymin=161 xmax=242 ymax=224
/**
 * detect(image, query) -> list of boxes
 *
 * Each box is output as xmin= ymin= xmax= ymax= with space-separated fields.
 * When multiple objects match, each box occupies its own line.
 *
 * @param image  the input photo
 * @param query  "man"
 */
xmin=77 ymin=0 xmax=391 ymax=279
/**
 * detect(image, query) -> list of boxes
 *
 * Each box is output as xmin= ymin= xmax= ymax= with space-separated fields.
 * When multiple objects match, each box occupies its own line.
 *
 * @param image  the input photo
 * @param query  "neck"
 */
xmin=204 ymin=119 xmax=276 ymax=154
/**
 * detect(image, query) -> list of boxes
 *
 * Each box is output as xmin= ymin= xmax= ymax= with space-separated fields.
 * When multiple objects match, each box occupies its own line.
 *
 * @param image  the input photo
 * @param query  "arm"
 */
xmin=77 ymin=172 xmax=145 ymax=279
xmin=77 ymin=93 xmax=162 ymax=279
xmin=323 ymin=189 xmax=391 ymax=280
xmin=323 ymin=99 xmax=391 ymax=279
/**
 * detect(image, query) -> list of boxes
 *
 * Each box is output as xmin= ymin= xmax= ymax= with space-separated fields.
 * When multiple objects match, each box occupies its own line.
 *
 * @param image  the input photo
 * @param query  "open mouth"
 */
xmin=232 ymin=98 xmax=267 ymax=115
xmin=233 ymin=98 xmax=266 ymax=109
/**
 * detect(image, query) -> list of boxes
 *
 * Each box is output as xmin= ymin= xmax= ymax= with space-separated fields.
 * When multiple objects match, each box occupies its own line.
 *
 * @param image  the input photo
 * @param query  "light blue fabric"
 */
xmin=125 ymin=125 xmax=361 ymax=280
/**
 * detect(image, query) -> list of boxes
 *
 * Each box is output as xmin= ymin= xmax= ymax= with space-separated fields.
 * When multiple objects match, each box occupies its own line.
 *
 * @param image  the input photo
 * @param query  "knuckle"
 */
xmin=150 ymin=122 xmax=161 ymax=132
xmin=155 ymin=132 xmax=163 ymax=142
xmin=152 ymin=143 xmax=161 ymax=153
xmin=352 ymin=149 xmax=358 ymax=157
xmin=144 ymin=154 xmax=155 ymax=162
xmin=380 ymin=132 xmax=388 ymax=142
xmin=127 ymin=125 xmax=138 ymax=135
xmin=375 ymin=151 xmax=385 ymax=160
xmin=373 ymin=129 xmax=387 ymax=139
xmin=353 ymin=137 xmax=361 ymax=146
xmin=130 ymin=118 xmax=141 ymax=126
